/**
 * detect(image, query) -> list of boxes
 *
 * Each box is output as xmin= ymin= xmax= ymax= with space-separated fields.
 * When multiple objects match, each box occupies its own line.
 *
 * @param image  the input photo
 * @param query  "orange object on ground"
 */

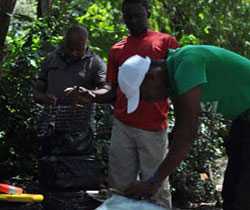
xmin=0 ymin=184 xmax=23 ymax=194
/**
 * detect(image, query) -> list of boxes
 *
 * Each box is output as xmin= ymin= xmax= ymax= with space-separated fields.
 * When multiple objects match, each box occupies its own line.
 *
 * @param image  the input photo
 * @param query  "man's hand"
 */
xmin=124 ymin=180 xmax=160 ymax=199
xmin=64 ymin=86 xmax=79 ymax=102
xmin=64 ymin=86 xmax=95 ymax=104
xmin=78 ymin=86 xmax=96 ymax=103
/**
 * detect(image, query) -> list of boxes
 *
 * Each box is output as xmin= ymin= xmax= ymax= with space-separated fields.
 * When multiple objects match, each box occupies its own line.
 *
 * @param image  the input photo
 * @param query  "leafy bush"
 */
xmin=170 ymin=106 xmax=229 ymax=206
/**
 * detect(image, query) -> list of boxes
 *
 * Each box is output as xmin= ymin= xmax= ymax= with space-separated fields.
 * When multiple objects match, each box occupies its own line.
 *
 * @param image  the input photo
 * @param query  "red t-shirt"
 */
xmin=107 ymin=30 xmax=179 ymax=131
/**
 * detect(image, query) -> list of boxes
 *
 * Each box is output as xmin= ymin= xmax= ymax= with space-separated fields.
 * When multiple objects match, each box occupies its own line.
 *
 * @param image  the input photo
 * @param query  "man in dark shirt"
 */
xmin=33 ymin=25 xmax=109 ymax=210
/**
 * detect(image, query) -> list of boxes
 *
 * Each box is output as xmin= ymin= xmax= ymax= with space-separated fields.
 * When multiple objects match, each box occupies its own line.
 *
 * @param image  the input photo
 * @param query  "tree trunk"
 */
xmin=37 ymin=0 xmax=52 ymax=17
xmin=0 ymin=0 xmax=16 ymax=64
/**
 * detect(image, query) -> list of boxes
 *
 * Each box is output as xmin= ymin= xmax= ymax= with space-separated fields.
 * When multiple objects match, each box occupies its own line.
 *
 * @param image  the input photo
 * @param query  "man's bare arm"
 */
xmin=125 ymin=86 xmax=202 ymax=198
xmin=91 ymin=84 xmax=116 ymax=104
xmin=156 ymin=86 xmax=202 ymax=183
xmin=64 ymin=84 xmax=117 ymax=104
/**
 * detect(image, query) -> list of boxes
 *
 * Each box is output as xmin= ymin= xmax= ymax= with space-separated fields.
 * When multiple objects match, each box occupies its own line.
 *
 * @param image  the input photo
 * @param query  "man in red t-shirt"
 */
xmin=65 ymin=0 xmax=178 ymax=208
xmin=106 ymin=0 xmax=178 ymax=208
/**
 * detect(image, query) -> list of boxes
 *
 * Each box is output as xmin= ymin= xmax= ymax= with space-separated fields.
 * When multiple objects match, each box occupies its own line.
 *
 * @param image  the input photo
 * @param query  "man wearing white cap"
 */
xmin=119 ymin=45 xmax=250 ymax=210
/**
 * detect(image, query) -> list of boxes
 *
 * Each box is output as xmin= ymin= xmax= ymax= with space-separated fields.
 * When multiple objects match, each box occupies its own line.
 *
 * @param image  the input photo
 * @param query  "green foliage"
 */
xmin=164 ymin=0 xmax=250 ymax=56
xmin=76 ymin=0 xmax=127 ymax=59
xmin=171 ymin=111 xmax=228 ymax=205
xmin=14 ymin=0 xmax=36 ymax=19
xmin=167 ymin=103 xmax=228 ymax=205
xmin=150 ymin=0 xmax=172 ymax=33
xmin=180 ymin=34 xmax=201 ymax=46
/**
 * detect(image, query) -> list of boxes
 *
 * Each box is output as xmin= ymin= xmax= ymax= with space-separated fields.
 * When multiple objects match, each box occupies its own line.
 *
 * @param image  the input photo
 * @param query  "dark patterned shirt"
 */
xmin=37 ymin=47 xmax=106 ymax=137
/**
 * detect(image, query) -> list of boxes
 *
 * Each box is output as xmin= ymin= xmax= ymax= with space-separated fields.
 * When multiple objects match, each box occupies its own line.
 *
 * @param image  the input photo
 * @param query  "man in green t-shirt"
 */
xmin=117 ymin=45 xmax=250 ymax=210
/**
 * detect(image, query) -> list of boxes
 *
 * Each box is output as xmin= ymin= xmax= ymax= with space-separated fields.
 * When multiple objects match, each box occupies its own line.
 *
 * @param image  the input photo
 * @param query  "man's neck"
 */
xmin=130 ymin=28 xmax=148 ymax=37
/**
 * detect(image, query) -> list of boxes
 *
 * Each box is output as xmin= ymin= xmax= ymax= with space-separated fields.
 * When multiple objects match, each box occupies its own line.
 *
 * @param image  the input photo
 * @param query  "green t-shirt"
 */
xmin=167 ymin=45 xmax=250 ymax=119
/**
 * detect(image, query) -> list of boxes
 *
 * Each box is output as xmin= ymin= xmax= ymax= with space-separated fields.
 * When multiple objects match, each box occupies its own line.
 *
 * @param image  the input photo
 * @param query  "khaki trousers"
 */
xmin=108 ymin=118 xmax=172 ymax=209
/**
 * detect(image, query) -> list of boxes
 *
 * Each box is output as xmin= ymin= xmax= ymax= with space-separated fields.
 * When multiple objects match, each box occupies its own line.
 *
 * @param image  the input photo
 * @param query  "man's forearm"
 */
xmin=92 ymin=88 xmax=116 ymax=104
xmin=91 ymin=86 xmax=116 ymax=104
xmin=154 ymin=126 xmax=196 ymax=184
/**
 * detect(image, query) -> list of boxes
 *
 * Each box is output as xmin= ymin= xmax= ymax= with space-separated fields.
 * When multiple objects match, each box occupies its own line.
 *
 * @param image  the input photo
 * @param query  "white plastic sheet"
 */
xmin=95 ymin=194 xmax=167 ymax=210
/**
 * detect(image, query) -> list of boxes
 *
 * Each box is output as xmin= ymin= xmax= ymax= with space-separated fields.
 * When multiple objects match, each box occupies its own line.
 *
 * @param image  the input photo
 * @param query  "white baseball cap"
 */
xmin=118 ymin=55 xmax=151 ymax=114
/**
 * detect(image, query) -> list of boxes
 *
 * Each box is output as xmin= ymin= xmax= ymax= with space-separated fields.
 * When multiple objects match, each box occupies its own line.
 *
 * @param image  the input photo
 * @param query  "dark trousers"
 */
xmin=222 ymin=117 xmax=250 ymax=210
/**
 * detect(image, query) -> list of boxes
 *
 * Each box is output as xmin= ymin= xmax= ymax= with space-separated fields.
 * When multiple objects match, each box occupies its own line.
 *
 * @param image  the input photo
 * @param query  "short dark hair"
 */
xmin=65 ymin=25 xmax=88 ymax=44
xmin=122 ymin=0 xmax=150 ymax=16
